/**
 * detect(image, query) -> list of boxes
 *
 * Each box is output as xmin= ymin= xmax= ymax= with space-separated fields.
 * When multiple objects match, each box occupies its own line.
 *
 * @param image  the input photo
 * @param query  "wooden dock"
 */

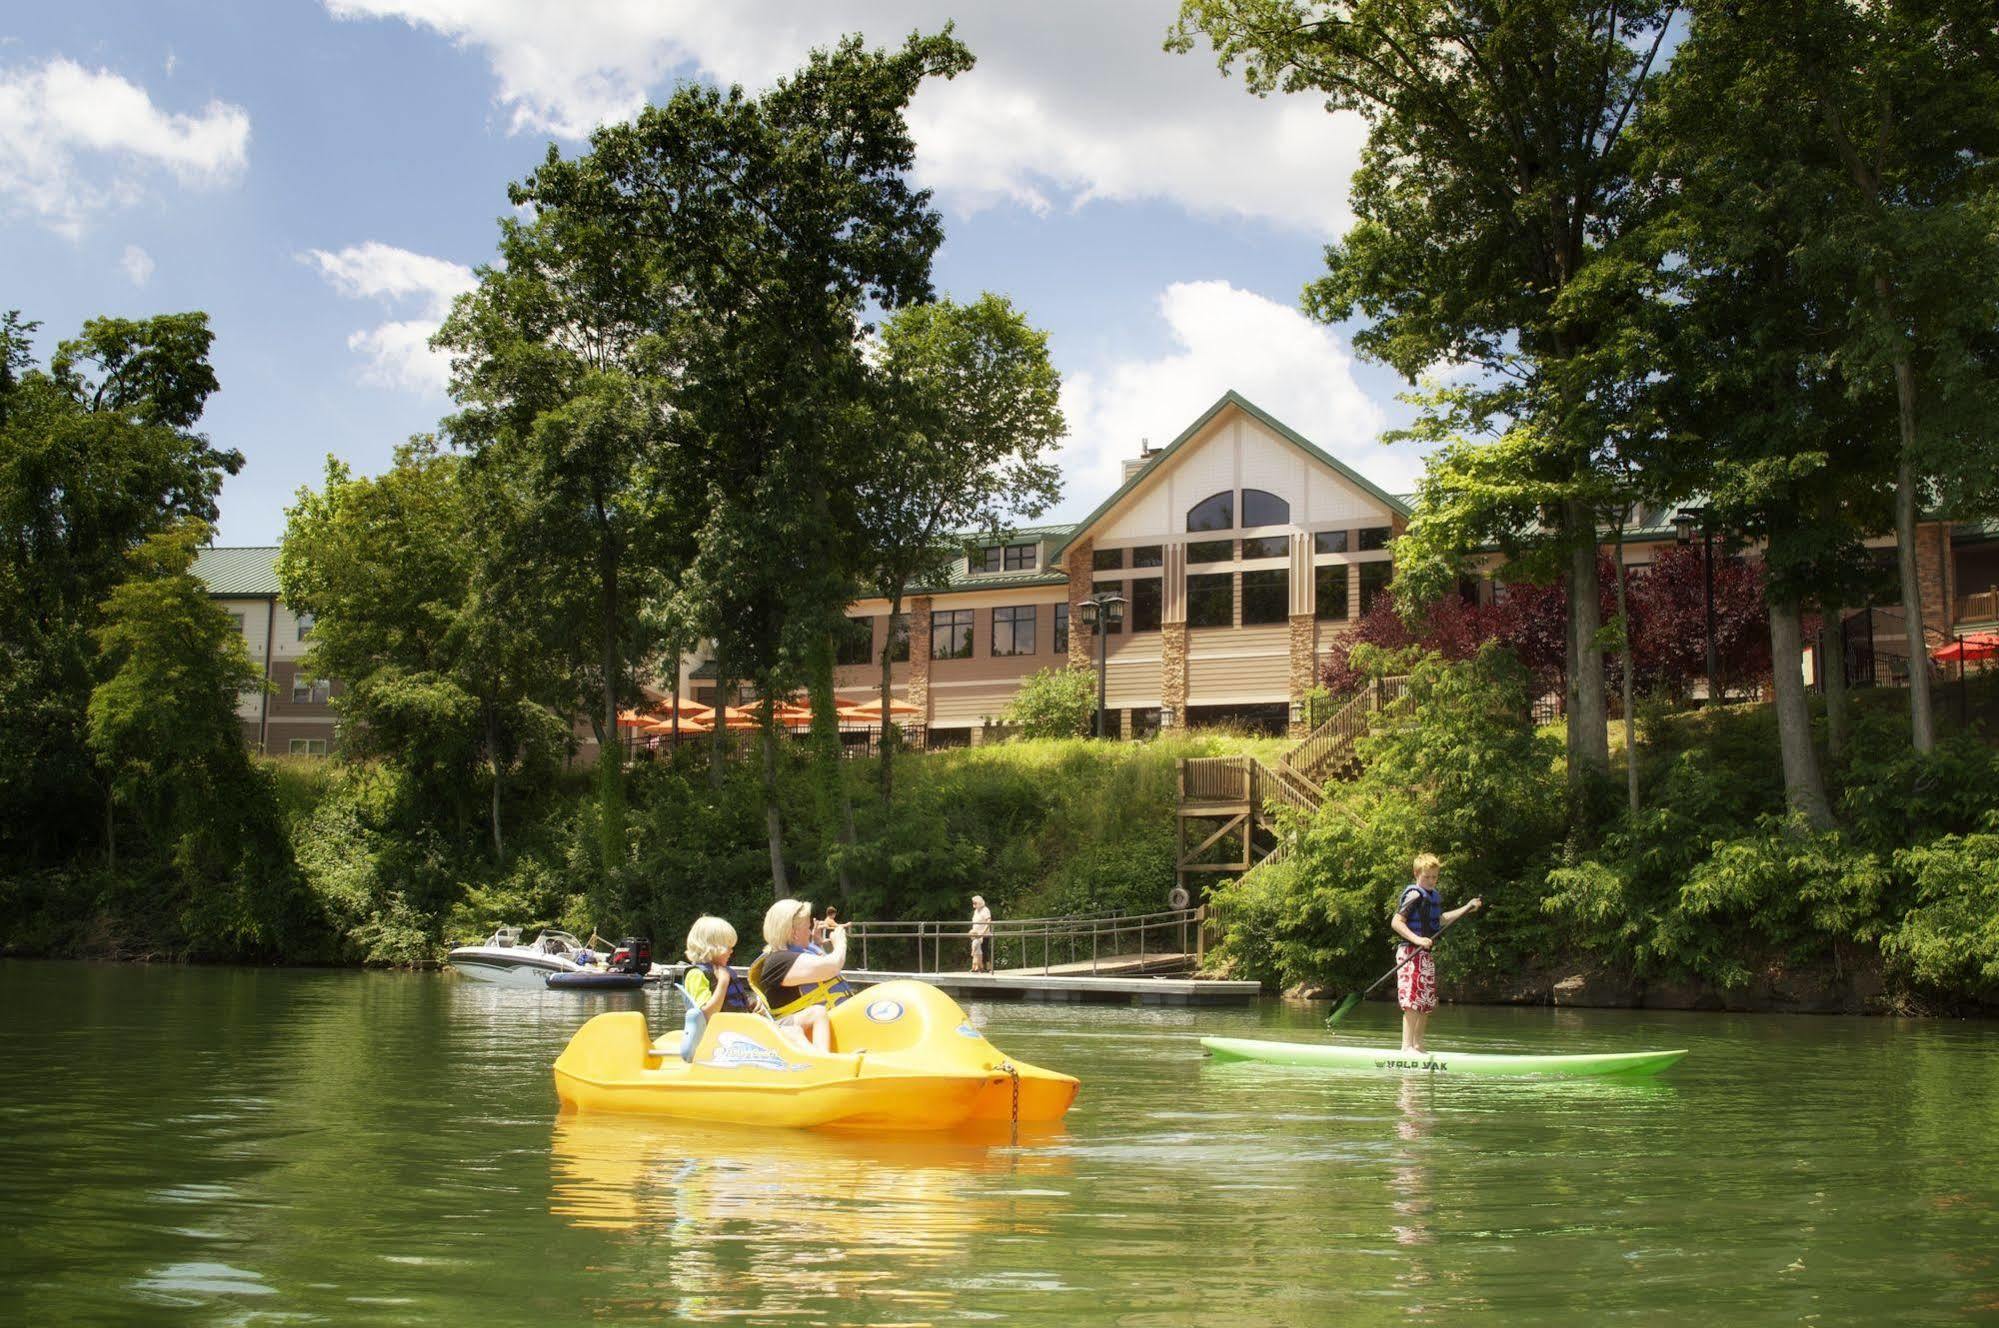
xmin=842 ymin=968 xmax=1261 ymax=1005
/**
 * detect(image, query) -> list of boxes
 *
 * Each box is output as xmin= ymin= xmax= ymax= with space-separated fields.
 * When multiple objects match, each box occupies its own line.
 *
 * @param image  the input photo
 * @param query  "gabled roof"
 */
xmin=194 ymin=546 xmax=282 ymax=597
xmin=1047 ymin=390 xmax=1413 ymax=564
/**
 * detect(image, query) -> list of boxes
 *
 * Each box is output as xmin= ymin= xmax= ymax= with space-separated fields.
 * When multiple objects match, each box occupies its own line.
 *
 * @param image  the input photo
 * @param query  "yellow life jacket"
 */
xmin=749 ymin=947 xmax=856 ymax=1018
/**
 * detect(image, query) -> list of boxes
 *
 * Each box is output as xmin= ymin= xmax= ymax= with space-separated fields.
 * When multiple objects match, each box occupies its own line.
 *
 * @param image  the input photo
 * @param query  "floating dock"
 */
xmin=841 ymin=968 xmax=1261 ymax=1006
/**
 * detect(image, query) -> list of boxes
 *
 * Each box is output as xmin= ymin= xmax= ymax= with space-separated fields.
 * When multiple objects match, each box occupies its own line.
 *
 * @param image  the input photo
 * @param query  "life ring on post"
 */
xmin=1167 ymin=885 xmax=1191 ymax=911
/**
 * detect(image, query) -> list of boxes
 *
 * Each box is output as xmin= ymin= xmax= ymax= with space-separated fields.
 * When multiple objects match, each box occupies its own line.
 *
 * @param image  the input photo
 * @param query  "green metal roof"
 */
xmin=194 ymin=546 xmax=281 ymax=597
xmin=1046 ymin=390 xmax=1414 ymax=565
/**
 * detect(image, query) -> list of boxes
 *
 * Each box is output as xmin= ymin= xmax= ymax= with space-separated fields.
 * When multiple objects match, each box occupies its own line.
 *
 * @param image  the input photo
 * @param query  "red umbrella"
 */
xmin=1932 ymin=632 xmax=1999 ymax=663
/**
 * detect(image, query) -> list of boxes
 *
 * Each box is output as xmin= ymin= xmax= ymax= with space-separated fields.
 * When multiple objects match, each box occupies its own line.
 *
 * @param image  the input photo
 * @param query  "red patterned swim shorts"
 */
xmin=1396 ymin=943 xmax=1438 ymax=1013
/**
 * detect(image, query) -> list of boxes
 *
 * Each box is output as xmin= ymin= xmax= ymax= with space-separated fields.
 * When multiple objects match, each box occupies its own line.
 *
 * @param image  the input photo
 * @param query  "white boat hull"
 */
xmin=447 ymin=951 xmax=580 ymax=988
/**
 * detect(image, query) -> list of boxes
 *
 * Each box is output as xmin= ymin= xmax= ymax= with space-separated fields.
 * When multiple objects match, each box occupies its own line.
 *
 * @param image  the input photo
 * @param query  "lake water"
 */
xmin=3 ymin=962 xmax=1996 ymax=1324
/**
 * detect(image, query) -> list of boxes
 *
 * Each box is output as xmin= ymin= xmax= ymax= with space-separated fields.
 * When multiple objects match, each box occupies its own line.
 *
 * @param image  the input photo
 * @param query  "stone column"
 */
xmin=1162 ymin=623 xmax=1189 ymax=727
xmin=1288 ymin=613 xmax=1317 ymax=737
xmin=1918 ymin=520 xmax=1953 ymax=633
xmin=908 ymin=595 xmax=933 ymax=729
xmin=1066 ymin=537 xmax=1095 ymax=670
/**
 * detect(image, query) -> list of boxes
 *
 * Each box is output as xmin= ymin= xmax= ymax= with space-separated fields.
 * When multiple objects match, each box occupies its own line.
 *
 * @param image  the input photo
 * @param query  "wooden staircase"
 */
xmin=1174 ymin=676 xmax=1407 ymax=894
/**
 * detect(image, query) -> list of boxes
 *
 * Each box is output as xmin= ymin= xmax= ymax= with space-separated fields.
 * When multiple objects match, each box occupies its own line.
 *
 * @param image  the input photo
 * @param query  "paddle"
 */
xmin=1324 ymin=910 xmax=1471 ymax=1028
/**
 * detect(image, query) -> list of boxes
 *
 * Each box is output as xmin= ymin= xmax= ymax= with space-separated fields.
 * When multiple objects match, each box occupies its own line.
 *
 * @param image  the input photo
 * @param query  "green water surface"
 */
xmin=2 ymin=962 xmax=1995 ymax=1325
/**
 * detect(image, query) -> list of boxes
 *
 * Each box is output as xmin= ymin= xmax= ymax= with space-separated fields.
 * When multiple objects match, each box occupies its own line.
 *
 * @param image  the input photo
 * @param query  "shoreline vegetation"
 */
xmin=8 ymin=667 xmax=1997 ymax=1018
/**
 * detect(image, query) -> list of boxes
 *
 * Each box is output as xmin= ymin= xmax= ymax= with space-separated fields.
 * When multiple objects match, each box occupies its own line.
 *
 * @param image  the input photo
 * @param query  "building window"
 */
xmin=1092 ymin=581 xmax=1124 ymax=634
xmin=1314 ymin=529 xmax=1349 ymax=555
xmin=972 ymin=544 xmax=1037 ymax=573
xmin=1241 ymin=489 xmax=1290 ymax=527
xmin=887 ymin=614 xmax=910 ymax=663
xmin=926 ymin=727 xmax=972 ymax=750
xmin=1316 ymin=565 xmax=1350 ymax=621
xmin=835 ymin=617 xmax=874 ymax=667
xmin=969 ymin=546 xmax=1001 ymax=573
xmin=1131 ymin=577 xmax=1163 ymax=632
xmin=1188 ymin=573 xmax=1233 ymax=629
xmin=287 ymin=738 xmax=328 ymax=757
xmin=292 ymin=677 xmax=331 ymax=705
xmin=1093 ymin=548 xmax=1124 ymax=570
xmin=1054 ymin=603 xmax=1070 ymax=654
xmin=1004 ymin=544 xmax=1036 ymax=571
xmin=1187 ymin=539 xmax=1234 ymax=565
xmin=1241 ymin=535 xmax=1288 ymax=560
xmin=1132 ymin=545 xmax=1163 ymax=568
xmin=931 ymin=608 xmax=974 ymax=660
xmin=295 ymin=612 xmax=315 ymax=641
xmin=991 ymin=605 xmax=1037 ymax=657
xmin=1187 ymin=491 xmax=1233 ymax=532
xmin=1357 ymin=526 xmax=1393 ymax=552
xmin=1241 ymin=569 xmax=1288 ymax=625
xmin=1359 ymin=561 xmax=1394 ymax=614
xmin=1129 ymin=707 xmax=1162 ymax=739
xmin=229 ymin=611 xmax=247 ymax=636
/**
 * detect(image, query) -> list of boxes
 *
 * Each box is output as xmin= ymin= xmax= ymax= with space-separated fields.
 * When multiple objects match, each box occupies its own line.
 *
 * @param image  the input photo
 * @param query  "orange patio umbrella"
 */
xmin=1932 ymin=633 xmax=1999 ymax=663
xmin=837 ymin=697 xmax=922 ymax=723
xmin=644 ymin=717 xmax=711 ymax=736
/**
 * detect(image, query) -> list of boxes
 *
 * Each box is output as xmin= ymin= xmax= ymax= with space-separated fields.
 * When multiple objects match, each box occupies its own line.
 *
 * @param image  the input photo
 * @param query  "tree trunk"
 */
xmin=596 ymin=536 xmax=625 ymax=874
xmin=759 ymin=695 xmax=789 ymax=899
xmin=879 ymin=587 xmax=904 ymax=808
xmin=708 ymin=642 xmax=728 ymax=790
xmin=104 ymin=784 xmax=116 ymax=870
xmin=486 ymin=704 xmax=505 ymax=863
xmin=1769 ymin=596 xmax=1835 ymax=830
xmin=1888 ymin=359 xmax=1935 ymax=753
xmin=807 ymin=633 xmax=856 ymax=903
xmin=1563 ymin=502 xmax=1610 ymax=790
xmin=1820 ymin=605 xmax=1850 ymax=761
xmin=1613 ymin=523 xmax=1638 ymax=815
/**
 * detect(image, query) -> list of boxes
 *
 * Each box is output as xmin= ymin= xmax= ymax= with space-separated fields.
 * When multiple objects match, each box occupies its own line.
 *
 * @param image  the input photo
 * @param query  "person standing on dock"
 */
xmin=1390 ymin=854 xmax=1481 ymax=1052
xmin=969 ymin=895 xmax=992 ymax=973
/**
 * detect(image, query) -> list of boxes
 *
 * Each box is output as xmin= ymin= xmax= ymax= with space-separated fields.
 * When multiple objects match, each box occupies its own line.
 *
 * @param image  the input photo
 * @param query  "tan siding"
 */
xmin=1187 ymin=623 xmax=1291 ymax=702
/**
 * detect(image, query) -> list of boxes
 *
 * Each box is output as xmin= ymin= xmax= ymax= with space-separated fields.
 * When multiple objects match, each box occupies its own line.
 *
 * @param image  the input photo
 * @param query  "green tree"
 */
xmin=861 ymin=293 xmax=1065 ymax=805
xmin=530 ymin=29 xmax=976 ymax=896
xmin=1661 ymin=0 xmax=1999 ymax=754
xmin=1001 ymin=667 xmax=1098 ymax=740
xmin=0 ymin=311 xmax=241 ymax=862
xmin=1173 ymin=0 xmax=1678 ymax=814
xmin=277 ymin=441 xmax=570 ymax=860
xmin=88 ymin=520 xmax=300 ymax=953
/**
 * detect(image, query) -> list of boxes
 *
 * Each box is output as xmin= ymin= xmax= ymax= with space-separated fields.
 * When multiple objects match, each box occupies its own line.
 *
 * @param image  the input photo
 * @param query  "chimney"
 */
xmin=1120 ymin=437 xmax=1157 ymax=483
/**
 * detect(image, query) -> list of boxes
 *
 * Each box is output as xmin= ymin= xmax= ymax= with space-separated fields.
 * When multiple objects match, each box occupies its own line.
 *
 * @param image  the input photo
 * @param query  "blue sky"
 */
xmin=4 ymin=2 xmax=1433 ymax=544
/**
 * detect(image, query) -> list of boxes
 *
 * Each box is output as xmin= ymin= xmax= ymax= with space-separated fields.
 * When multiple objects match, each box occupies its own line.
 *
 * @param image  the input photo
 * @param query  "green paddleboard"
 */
xmin=1200 ymin=1036 xmax=1688 ymax=1079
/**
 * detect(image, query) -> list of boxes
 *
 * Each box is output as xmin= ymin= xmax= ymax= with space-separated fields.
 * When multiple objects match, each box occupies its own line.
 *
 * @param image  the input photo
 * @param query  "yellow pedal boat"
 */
xmin=552 ymin=979 xmax=1079 ymax=1130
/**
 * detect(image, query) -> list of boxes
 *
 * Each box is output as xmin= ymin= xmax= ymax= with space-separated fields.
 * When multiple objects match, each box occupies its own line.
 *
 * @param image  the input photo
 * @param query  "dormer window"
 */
xmin=971 ymin=543 xmax=1037 ymax=573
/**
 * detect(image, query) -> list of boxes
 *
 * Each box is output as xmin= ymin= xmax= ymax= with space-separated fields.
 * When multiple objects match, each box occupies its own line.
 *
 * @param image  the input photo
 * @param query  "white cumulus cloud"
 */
xmin=323 ymin=0 xmax=1363 ymax=234
xmin=303 ymin=241 xmax=477 ymax=394
xmin=120 ymin=244 xmax=155 ymax=286
xmin=1054 ymin=281 xmax=1418 ymax=516
xmin=0 ymin=57 xmax=249 ymax=235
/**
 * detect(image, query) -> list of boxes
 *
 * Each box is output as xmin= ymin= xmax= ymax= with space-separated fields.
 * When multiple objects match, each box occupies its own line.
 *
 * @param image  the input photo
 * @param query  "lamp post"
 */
xmin=1674 ymin=507 xmax=1720 ymax=704
xmin=1076 ymin=590 xmax=1127 ymax=738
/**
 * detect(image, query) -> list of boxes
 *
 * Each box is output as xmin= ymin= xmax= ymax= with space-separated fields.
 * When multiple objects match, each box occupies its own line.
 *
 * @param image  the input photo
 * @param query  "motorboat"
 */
xmin=552 ymin=979 xmax=1079 ymax=1130
xmin=447 ymin=926 xmax=606 ymax=987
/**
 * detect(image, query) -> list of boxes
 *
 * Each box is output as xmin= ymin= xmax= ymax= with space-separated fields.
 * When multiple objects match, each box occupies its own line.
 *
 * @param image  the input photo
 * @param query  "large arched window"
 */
xmin=1186 ymin=491 xmax=1233 ymax=533
xmin=1241 ymin=489 xmax=1290 ymax=528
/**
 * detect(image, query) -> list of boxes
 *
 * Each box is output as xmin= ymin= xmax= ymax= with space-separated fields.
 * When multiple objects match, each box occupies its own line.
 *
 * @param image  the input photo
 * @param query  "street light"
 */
xmin=1675 ymin=507 xmax=1721 ymax=704
xmin=1076 ymin=591 xmax=1127 ymax=738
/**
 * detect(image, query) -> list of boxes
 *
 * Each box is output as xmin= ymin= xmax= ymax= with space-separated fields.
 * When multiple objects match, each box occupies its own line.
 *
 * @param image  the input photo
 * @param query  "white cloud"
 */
xmin=1054 ymin=281 xmax=1419 ymax=516
xmin=0 ymin=57 xmax=249 ymax=235
xmin=324 ymin=1 xmax=1363 ymax=233
xmin=120 ymin=244 xmax=155 ymax=286
xmin=303 ymin=241 xmax=477 ymax=393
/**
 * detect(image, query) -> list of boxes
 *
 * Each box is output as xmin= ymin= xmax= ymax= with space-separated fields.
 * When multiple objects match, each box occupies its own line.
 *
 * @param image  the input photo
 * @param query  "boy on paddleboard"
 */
xmin=1391 ymin=853 xmax=1482 ymax=1052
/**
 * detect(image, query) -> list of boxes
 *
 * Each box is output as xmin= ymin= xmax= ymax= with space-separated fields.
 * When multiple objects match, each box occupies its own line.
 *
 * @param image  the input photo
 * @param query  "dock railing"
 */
xmin=843 ymin=906 xmax=1206 ymax=977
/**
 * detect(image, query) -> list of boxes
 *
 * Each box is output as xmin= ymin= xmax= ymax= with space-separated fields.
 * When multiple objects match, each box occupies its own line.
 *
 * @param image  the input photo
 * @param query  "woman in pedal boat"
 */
xmin=749 ymin=899 xmax=856 ymax=1053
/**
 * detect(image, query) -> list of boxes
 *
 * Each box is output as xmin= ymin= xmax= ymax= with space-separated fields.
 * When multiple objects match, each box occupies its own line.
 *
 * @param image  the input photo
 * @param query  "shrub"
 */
xmin=1001 ymin=666 xmax=1098 ymax=739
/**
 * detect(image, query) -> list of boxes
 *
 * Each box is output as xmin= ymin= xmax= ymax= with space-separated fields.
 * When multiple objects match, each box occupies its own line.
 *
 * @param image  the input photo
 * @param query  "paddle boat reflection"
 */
xmin=549 ymin=1112 xmax=1074 ymax=1316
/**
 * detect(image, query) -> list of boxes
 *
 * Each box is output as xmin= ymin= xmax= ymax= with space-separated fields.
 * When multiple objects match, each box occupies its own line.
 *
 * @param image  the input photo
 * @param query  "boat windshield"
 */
xmin=486 ymin=926 xmax=522 ymax=948
xmin=536 ymin=930 xmax=587 ymax=956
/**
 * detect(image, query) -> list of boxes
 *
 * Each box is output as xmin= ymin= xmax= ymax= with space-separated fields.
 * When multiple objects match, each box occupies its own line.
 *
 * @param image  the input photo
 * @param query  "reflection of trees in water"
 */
xmin=549 ymin=1113 xmax=1073 ymax=1322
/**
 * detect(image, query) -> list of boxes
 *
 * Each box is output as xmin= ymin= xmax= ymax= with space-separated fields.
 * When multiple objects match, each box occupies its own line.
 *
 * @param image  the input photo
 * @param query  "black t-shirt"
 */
xmin=751 ymin=948 xmax=801 ymax=1004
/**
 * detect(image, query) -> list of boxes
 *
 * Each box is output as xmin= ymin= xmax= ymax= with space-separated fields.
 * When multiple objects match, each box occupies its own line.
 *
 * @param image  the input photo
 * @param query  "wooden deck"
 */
xmin=842 ymin=967 xmax=1261 ymax=1005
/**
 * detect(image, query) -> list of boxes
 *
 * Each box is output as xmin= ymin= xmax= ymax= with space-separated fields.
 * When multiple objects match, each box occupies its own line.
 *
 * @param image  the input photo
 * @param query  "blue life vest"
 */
xmin=1397 ymin=884 xmax=1443 ymax=940
xmin=687 ymin=961 xmax=756 ymax=1013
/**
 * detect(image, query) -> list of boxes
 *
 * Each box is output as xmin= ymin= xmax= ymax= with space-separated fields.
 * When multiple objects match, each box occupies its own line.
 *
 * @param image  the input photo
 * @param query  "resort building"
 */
xmin=192 ymin=546 xmax=341 ymax=756
xmin=196 ymin=390 xmax=1994 ymax=756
